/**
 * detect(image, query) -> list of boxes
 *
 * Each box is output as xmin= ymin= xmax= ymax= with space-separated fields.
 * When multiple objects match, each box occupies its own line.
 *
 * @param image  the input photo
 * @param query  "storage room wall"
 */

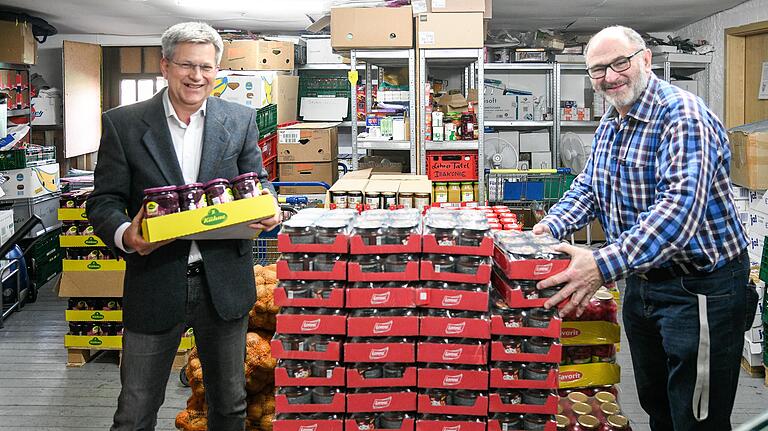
xmin=675 ymin=0 xmax=768 ymax=120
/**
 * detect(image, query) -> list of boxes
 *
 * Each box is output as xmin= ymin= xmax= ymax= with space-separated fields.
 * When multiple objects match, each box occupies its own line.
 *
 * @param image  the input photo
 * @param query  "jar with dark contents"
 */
xmin=499 ymin=336 xmax=524 ymax=354
xmin=350 ymin=413 xmax=377 ymax=431
xmin=456 ymin=255 xmax=486 ymax=274
xmin=176 ymin=183 xmax=207 ymax=211
xmin=424 ymin=388 xmax=452 ymax=406
xmin=458 ymin=222 xmax=490 ymax=247
xmin=502 ymin=308 xmax=524 ymax=328
xmin=380 ymin=412 xmax=409 ymax=430
xmin=381 ymin=191 xmax=397 ymax=209
xmin=103 ymin=299 xmax=121 ymax=310
xmin=493 ymin=361 xmax=521 ymax=381
xmin=231 ymin=172 xmax=259 ymax=199
xmin=522 ymin=389 xmax=552 ymax=406
xmin=354 ymin=255 xmax=382 ymax=273
xmin=398 ymin=192 xmax=414 ymax=209
xmin=316 ymin=219 xmax=348 ymax=244
xmin=280 ymin=386 xmax=312 ymax=404
xmin=276 ymin=334 xmax=306 ymax=351
xmin=384 ymin=254 xmax=414 ymax=273
xmin=525 ymin=307 xmax=557 ymax=328
xmin=281 ymin=253 xmax=309 ymax=271
xmin=385 ymin=219 xmax=419 ymax=245
xmin=524 ymin=337 xmax=554 ymax=355
xmin=522 ymin=414 xmax=552 ymax=431
xmin=600 ymin=402 xmax=621 ymax=418
xmin=310 ymin=281 xmax=342 ymax=299
xmin=555 ymin=415 xmax=570 ymax=431
xmin=565 ymin=346 xmax=593 ymax=365
xmin=592 ymin=344 xmax=616 ymax=363
xmin=523 ymin=362 xmax=553 ymax=381
xmin=313 ymin=254 xmax=342 ymax=272
xmin=516 ymin=280 xmax=540 ymax=299
xmin=451 ymin=390 xmax=480 ymax=406
xmin=594 ymin=391 xmax=617 ymax=405
xmin=365 ymin=191 xmax=382 ymax=210
xmin=278 ymin=280 xmax=310 ymax=299
xmin=281 ymin=219 xmax=316 ymax=244
xmin=280 ymin=360 xmax=312 ymax=378
xmin=497 ymin=389 xmax=523 ymax=405
xmin=538 ymin=284 xmax=562 ymax=298
xmin=574 ymin=415 xmax=600 ymax=430
xmin=353 ymin=363 xmax=383 ymax=379
xmin=490 ymin=413 xmax=523 ymax=431
xmin=62 ymin=221 xmax=79 ymax=236
xmin=425 ymin=218 xmax=457 ymax=246
xmin=382 ymin=363 xmax=406 ymax=378
xmin=354 ymin=220 xmax=385 ymax=246
xmin=605 ymin=415 xmax=631 ymax=431
xmin=428 ymin=254 xmax=455 ymax=273
xmin=330 ymin=191 xmax=348 ymax=209
xmin=311 ymin=387 xmax=340 ymax=404
xmin=143 ymin=186 xmax=179 ymax=218
xmin=203 ymin=178 xmax=235 ymax=205
xmin=347 ymin=191 xmax=364 ymax=209
xmin=311 ymin=361 xmax=338 ymax=378
xmin=307 ymin=335 xmax=338 ymax=352
xmin=68 ymin=298 xmax=90 ymax=310
xmin=571 ymin=402 xmax=593 ymax=417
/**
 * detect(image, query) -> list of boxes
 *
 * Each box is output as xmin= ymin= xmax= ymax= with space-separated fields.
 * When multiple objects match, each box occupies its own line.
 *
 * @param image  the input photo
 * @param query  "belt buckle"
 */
xmin=187 ymin=262 xmax=203 ymax=277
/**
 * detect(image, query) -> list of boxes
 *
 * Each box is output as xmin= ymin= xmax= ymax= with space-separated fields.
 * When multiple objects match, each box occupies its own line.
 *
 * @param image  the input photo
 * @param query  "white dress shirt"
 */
xmin=114 ymin=90 xmax=206 ymax=263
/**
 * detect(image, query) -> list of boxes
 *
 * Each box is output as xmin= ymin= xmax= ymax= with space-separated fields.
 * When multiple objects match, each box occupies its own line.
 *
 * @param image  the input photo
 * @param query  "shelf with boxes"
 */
xmin=651 ymin=52 xmax=711 ymax=105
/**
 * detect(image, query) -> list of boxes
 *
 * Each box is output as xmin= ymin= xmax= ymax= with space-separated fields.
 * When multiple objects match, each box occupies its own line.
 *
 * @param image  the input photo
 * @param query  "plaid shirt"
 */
xmin=542 ymin=73 xmax=748 ymax=283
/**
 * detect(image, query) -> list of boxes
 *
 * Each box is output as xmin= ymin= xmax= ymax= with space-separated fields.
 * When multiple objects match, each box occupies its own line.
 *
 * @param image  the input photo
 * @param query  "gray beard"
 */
xmin=598 ymin=70 xmax=650 ymax=111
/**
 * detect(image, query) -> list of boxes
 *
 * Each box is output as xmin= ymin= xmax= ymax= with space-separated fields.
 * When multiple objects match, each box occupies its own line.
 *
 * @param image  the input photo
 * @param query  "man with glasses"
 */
xmin=533 ymin=26 xmax=755 ymax=430
xmin=88 ymin=22 xmax=281 ymax=430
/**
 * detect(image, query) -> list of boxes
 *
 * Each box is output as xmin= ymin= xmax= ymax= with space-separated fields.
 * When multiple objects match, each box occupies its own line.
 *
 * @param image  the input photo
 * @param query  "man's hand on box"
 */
xmin=248 ymin=189 xmax=282 ymax=232
xmin=124 ymin=207 xmax=173 ymax=255
xmin=532 ymin=223 xmax=553 ymax=236
xmin=537 ymin=242 xmax=604 ymax=317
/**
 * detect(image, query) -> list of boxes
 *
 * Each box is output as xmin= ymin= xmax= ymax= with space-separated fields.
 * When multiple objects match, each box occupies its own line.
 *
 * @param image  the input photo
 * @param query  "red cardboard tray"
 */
xmin=492 ymin=269 xmax=547 ymax=308
xmin=278 ymin=233 xmax=348 ymax=254
xmin=347 ymin=316 xmax=419 ymax=337
xmin=489 ymin=367 xmax=559 ymax=389
xmin=275 ymin=392 xmax=346 ymax=413
xmin=418 ymin=316 xmax=491 ymax=339
xmin=270 ymin=339 xmax=342 ymax=361
xmin=276 ymin=313 xmax=347 ymax=335
xmin=274 ymin=366 xmax=346 ymax=387
xmin=417 ymin=393 xmax=489 ymax=416
xmin=490 ymin=315 xmax=562 ymax=338
xmin=490 ymin=341 xmax=562 ymax=364
xmin=347 ymin=418 xmax=415 ymax=431
xmin=344 ymin=341 xmax=416 ymax=363
xmin=277 ymin=259 xmax=347 ymax=281
xmin=416 ymin=288 xmax=490 ymax=312
xmin=488 ymin=392 xmax=559 ymax=414
xmin=346 ymin=287 xmax=419 ymax=309
xmin=274 ymin=418 xmax=344 ymax=431
xmin=416 ymin=419 xmax=487 ymax=431
xmin=420 ymin=261 xmax=491 ymax=284
xmin=488 ymin=419 xmax=556 ymax=431
xmin=417 ymin=341 xmax=488 ymax=365
xmin=417 ymin=368 xmax=489 ymax=390
xmin=346 ymin=366 xmax=418 ymax=388
xmin=349 ymin=233 xmax=422 ymax=254
xmin=274 ymin=287 xmax=345 ymax=308
xmin=422 ymin=234 xmax=493 ymax=257
xmin=347 ymin=260 xmax=420 ymax=282
xmin=493 ymin=246 xmax=569 ymax=281
xmin=346 ymin=391 xmax=417 ymax=412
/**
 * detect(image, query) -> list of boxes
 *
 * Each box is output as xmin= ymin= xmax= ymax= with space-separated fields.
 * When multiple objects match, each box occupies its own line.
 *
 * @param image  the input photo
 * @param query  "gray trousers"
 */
xmin=111 ymin=270 xmax=248 ymax=431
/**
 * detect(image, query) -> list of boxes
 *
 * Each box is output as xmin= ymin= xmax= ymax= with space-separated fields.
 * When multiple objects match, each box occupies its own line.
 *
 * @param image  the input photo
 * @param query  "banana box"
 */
xmin=141 ymin=194 xmax=276 ymax=242
xmin=0 ymin=162 xmax=59 ymax=199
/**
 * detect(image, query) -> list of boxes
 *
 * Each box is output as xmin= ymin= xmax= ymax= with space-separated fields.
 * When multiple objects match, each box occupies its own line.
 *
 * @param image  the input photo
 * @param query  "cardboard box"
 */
xmin=730 ymin=122 xmax=768 ymax=189
xmin=0 ymin=20 xmax=36 ymax=65
xmin=305 ymin=36 xmax=347 ymax=64
xmin=141 ymin=195 xmax=277 ymax=242
xmin=31 ymin=95 xmax=62 ymax=125
xmin=519 ymin=131 xmax=550 ymax=153
xmin=358 ymin=156 xmax=403 ymax=173
xmin=57 ymin=271 xmax=125 ymax=297
xmin=428 ymin=0 xmax=485 ymax=13
xmin=484 ymin=92 xmax=517 ymax=120
xmin=278 ymin=122 xmax=339 ymax=162
xmin=279 ymin=161 xmax=339 ymax=194
xmin=572 ymin=219 xmax=606 ymax=242
xmin=530 ymin=152 xmax=552 ymax=169
xmin=331 ymin=6 xmax=414 ymax=50
xmin=746 ymin=324 xmax=764 ymax=343
xmin=435 ymin=93 xmax=468 ymax=114
xmin=0 ymin=209 xmax=13 ymax=245
xmin=0 ymin=162 xmax=59 ymax=199
xmin=213 ymin=73 xmax=298 ymax=124
xmin=416 ymin=12 xmax=484 ymax=49
xmin=742 ymin=336 xmax=763 ymax=367
xmin=299 ymin=97 xmax=349 ymax=122
xmin=220 ymin=39 xmax=294 ymax=71
xmin=671 ymin=79 xmax=698 ymax=97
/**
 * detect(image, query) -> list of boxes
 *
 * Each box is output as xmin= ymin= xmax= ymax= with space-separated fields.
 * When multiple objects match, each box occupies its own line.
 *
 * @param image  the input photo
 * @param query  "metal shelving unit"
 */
xmin=420 ymin=48 xmax=485 ymax=198
xmin=652 ymin=53 xmax=712 ymax=105
xmin=350 ymin=49 xmax=417 ymax=173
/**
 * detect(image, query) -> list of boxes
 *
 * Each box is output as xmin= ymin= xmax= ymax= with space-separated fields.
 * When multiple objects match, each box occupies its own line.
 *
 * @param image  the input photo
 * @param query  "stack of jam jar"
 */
xmin=488 ymin=230 xmax=573 ymax=431
xmin=273 ymin=209 xmax=356 ymax=431
xmin=345 ymin=208 xmax=422 ymax=431
xmin=416 ymin=209 xmax=494 ymax=431
xmin=557 ymin=390 xmax=631 ymax=430
xmin=66 ymin=297 xmax=123 ymax=337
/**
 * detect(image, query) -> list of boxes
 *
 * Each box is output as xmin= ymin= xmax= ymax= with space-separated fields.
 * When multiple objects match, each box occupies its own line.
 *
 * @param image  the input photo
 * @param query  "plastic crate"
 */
xmin=264 ymin=155 xmax=277 ymax=182
xmin=31 ymin=253 xmax=62 ymax=286
xmin=426 ymin=151 xmax=479 ymax=181
xmin=0 ymin=150 xmax=26 ymax=170
xmin=0 ymin=147 xmax=56 ymax=170
xmin=259 ymin=133 xmax=278 ymax=161
xmin=257 ymin=104 xmax=278 ymax=137
xmin=299 ymin=71 xmax=350 ymax=96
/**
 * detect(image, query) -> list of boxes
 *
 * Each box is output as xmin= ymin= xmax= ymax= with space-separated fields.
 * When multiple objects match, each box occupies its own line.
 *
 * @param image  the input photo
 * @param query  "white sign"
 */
xmin=759 ymin=62 xmax=768 ymax=100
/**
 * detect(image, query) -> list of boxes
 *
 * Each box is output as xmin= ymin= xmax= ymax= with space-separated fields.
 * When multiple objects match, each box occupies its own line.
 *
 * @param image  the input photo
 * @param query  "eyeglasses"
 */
xmin=170 ymin=60 xmax=217 ymax=74
xmin=586 ymin=49 xmax=644 ymax=79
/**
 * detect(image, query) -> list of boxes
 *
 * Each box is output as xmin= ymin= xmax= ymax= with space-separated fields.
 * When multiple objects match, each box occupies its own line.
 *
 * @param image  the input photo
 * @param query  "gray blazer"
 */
xmin=87 ymin=90 xmax=274 ymax=333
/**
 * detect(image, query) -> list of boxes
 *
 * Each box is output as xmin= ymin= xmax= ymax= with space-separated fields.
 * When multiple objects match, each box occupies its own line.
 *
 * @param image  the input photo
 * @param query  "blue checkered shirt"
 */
xmin=542 ymin=73 xmax=748 ymax=283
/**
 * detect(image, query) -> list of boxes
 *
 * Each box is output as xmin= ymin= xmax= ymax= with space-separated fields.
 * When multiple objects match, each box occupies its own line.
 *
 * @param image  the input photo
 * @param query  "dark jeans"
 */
xmin=624 ymin=251 xmax=753 ymax=431
xmin=111 ymin=270 xmax=248 ymax=431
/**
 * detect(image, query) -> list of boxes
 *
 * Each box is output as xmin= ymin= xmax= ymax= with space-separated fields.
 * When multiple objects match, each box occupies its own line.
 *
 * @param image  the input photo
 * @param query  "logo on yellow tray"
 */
xmin=84 ymin=237 xmax=99 ymax=246
xmin=90 ymin=311 xmax=104 ymax=320
xmin=201 ymin=208 xmax=228 ymax=226
xmin=87 ymin=261 xmax=102 ymax=270
xmin=88 ymin=337 xmax=103 ymax=346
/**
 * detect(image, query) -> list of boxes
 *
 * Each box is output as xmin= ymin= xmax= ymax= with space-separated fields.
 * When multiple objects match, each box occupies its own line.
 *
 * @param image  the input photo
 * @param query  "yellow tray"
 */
xmin=561 ymin=321 xmax=621 ymax=345
xmin=65 ymin=335 xmax=195 ymax=351
xmin=62 ymin=260 xmax=126 ymax=271
xmin=58 ymin=208 xmax=88 ymax=221
xmin=65 ymin=310 xmax=122 ymax=322
xmin=59 ymin=236 xmax=105 ymax=248
xmin=558 ymin=363 xmax=621 ymax=389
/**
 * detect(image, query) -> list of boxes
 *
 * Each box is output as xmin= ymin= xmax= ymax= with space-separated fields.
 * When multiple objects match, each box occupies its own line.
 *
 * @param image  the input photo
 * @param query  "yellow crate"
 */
xmin=64 ymin=335 xmax=196 ymax=351
xmin=561 ymin=321 xmax=621 ymax=345
xmin=65 ymin=310 xmax=123 ymax=322
xmin=59 ymin=235 xmax=105 ymax=247
xmin=62 ymin=259 xmax=126 ymax=271
xmin=558 ymin=363 xmax=621 ymax=389
xmin=58 ymin=208 xmax=88 ymax=221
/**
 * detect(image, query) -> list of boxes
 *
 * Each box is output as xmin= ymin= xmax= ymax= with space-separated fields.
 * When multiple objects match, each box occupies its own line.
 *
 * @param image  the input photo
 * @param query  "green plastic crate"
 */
xmin=256 ymin=104 xmax=277 ymax=137
xmin=760 ymin=239 xmax=768 ymax=283
xmin=0 ymin=150 xmax=27 ymax=170
xmin=31 ymin=252 xmax=62 ymax=286
xmin=543 ymin=174 xmax=576 ymax=199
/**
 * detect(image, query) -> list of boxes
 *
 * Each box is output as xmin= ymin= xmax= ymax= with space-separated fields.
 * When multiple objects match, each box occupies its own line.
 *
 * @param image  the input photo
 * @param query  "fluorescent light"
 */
xmin=176 ymin=0 xmax=327 ymax=14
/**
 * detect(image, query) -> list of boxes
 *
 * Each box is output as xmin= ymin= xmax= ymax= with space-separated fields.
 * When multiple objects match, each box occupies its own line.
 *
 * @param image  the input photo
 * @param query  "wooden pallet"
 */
xmin=740 ymin=356 xmax=766 ymax=378
xmin=67 ymin=347 xmax=190 ymax=369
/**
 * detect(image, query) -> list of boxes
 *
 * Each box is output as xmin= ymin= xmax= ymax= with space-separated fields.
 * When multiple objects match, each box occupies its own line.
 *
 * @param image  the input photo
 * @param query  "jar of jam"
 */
xmin=605 ymin=415 xmax=631 ymax=431
xmin=539 ymin=285 xmax=562 ymax=298
xmin=312 ymin=387 xmax=339 ymax=404
xmin=316 ymin=220 xmax=346 ymax=245
xmin=572 ymin=402 xmax=593 ymax=417
xmin=574 ymin=415 xmax=600 ymax=431
xmin=307 ymin=335 xmax=337 ymax=352
xmin=522 ymin=362 xmax=553 ymax=381
xmin=498 ymin=389 xmax=523 ymax=405
xmin=458 ymin=222 xmax=489 ymax=247
xmin=452 ymin=390 xmax=480 ymax=406
xmin=380 ymin=412 xmax=408 ymax=430
xmin=524 ymin=337 xmax=553 ymax=355
xmin=353 ymin=363 xmax=383 ymax=379
xmin=502 ymin=309 xmax=524 ymax=328
xmin=600 ymin=402 xmax=621 ymax=418
xmin=594 ymin=391 xmax=617 ymax=405
xmin=566 ymin=346 xmax=593 ymax=365
xmin=383 ymin=363 xmax=406 ymax=378
xmin=592 ymin=345 xmax=616 ymax=363
xmin=384 ymin=254 xmax=413 ymax=273
xmin=447 ymin=183 xmax=462 ymax=203
xmin=313 ymin=254 xmax=341 ymax=272
xmin=280 ymin=387 xmax=312 ymax=404
xmin=143 ymin=186 xmax=179 ymax=217
xmin=493 ymin=361 xmax=521 ymax=381
xmin=382 ymin=191 xmax=397 ymax=209
xmin=355 ymin=220 xmax=384 ymax=246
xmin=203 ymin=178 xmax=234 ymax=205
xmin=385 ymin=219 xmax=418 ymax=245
xmin=365 ymin=191 xmax=382 ymax=210
xmin=428 ymin=254 xmax=455 ymax=273
xmin=525 ymin=307 xmax=557 ymax=328
xmin=310 ymin=281 xmax=341 ymax=299
xmin=282 ymin=253 xmax=309 ymax=271
xmin=176 ymin=183 xmax=207 ymax=211
xmin=282 ymin=219 xmax=316 ymax=244
xmin=280 ymin=360 xmax=312 ymax=378
xmin=348 ymin=191 xmax=364 ymax=209
xmin=567 ymin=391 xmax=589 ymax=404
xmin=490 ymin=413 xmax=523 ymax=431
xmin=331 ymin=191 xmax=348 ymax=209
xmin=460 ymin=182 xmax=474 ymax=202
xmin=354 ymin=255 xmax=381 ymax=273
xmin=424 ymin=388 xmax=452 ymax=406
xmin=413 ymin=192 xmax=431 ymax=209
xmin=311 ymin=361 xmax=338 ymax=378
xmin=398 ymin=192 xmax=414 ymax=209
xmin=350 ymin=413 xmax=377 ymax=431
xmin=500 ymin=336 xmax=524 ymax=354
xmin=522 ymin=389 xmax=551 ymax=406
xmin=522 ymin=414 xmax=552 ymax=431
xmin=434 ymin=183 xmax=449 ymax=203
xmin=456 ymin=255 xmax=485 ymax=274
xmin=555 ymin=415 xmax=570 ymax=430
xmin=232 ymin=172 xmax=259 ymax=199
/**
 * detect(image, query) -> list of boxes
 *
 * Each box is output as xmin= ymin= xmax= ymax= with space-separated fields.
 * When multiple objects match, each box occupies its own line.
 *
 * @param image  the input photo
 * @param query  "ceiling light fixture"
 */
xmin=176 ymin=0 xmax=327 ymax=15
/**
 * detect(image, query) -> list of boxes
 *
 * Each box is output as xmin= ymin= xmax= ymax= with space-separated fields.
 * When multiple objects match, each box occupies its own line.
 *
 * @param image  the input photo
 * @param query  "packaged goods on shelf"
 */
xmin=492 ymin=230 xmax=570 ymax=280
xmin=278 ymin=208 xmax=355 ymax=253
xmin=422 ymin=208 xmax=492 ymax=255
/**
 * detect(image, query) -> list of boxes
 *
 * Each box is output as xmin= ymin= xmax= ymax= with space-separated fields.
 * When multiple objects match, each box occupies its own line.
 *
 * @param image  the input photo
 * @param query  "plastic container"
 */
xmin=143 ymin=186 xmax=179 ymax=217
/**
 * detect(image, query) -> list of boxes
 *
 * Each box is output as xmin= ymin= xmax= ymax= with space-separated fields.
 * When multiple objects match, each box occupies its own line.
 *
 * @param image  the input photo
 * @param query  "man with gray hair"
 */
xmin=533 ymin=25 xmax=756 ymax=430
xmin=87 ymin=21 xmax=281 ymax=430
